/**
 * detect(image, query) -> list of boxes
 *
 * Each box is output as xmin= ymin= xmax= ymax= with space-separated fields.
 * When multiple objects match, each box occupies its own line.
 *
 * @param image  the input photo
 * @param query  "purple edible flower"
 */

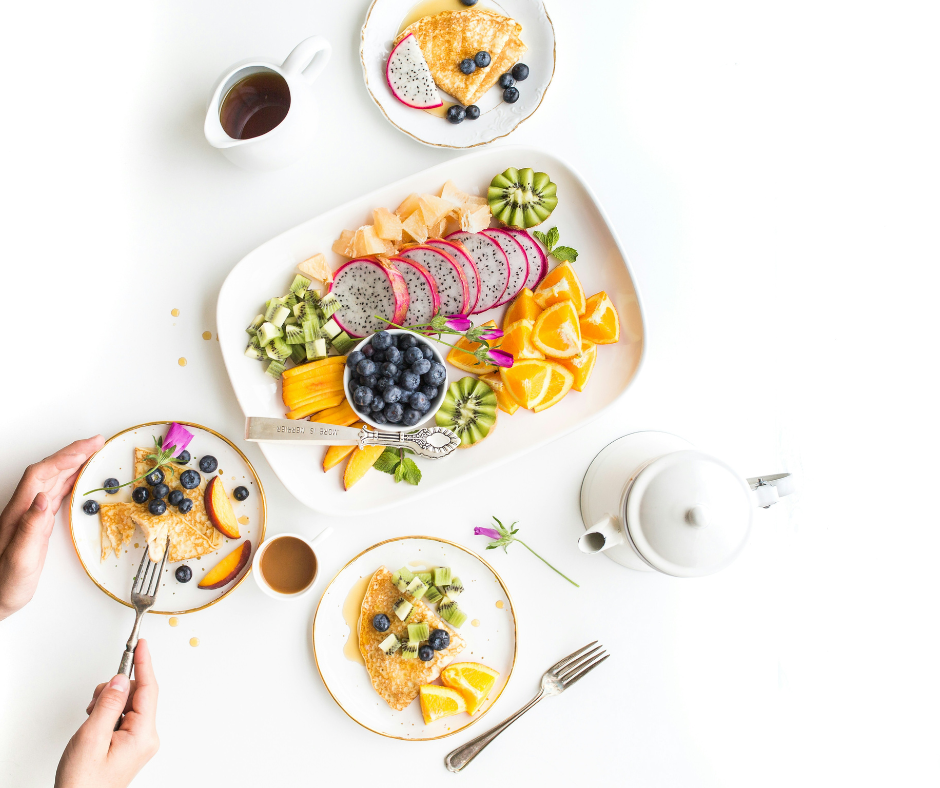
xmin=444 ymin=314 xmax=472 ymax=331
xmin=479 ymin=328 xmax=504 ymax=341
xmin=487 ymin=349 xmax=514 ymax=368
xmin=163 ymin=422 xmax=193 ymax=457
xmin=474 ymin=526 xmax=501 ymax=540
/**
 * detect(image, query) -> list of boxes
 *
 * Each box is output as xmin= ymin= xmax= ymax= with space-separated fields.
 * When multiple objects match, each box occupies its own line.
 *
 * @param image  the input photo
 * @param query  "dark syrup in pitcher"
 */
xmin=219 ymin=71 xmax=291 ymax=140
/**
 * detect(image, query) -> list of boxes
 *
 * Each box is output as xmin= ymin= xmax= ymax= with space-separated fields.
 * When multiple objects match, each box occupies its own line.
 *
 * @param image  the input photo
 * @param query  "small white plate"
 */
xmin=312 ymin=536 xmax=517 ymax=740
xmin=360 ymin=0 xmax=556 ymax=148
xmin=68 ymin=422 xmax=267 ymax=615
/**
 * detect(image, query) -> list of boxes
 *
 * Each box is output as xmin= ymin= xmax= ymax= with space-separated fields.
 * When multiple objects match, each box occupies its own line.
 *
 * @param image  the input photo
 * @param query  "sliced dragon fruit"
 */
xmin=481 ymin=229 xmax=529 ymax=307
xmin=446 ymin=232 xmax=510 ymax=314
xmin=427 ymin=238 xmax=480 ymax=314
xmin=386 ymin=34 xmax=443 ymax=110
xmin=505 ymin=228 xmax=548 ymax=291
xmin=328 ymin=257 xmax=409 ymax=338
xmin=390 ymin=256 xmax=441 ymax=328
xmin=398 ymin=245 xmax=470 ymax=317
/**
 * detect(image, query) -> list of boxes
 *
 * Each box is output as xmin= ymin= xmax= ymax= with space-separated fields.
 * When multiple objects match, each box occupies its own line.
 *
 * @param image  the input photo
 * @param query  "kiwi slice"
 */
xmin=320 ymin=317 xmax=342 ymax=340
xmin=265 ymin=360 xmax=285 ymax=379
xmin=305 ymin=338 xmax=327 ymax=362
xmin=393 ymin=598 xmax=413 ymax=622
xmin=246 ymin=314 xmax=265 ymax=336
xmin=317 ymin=292 xmax=341 ymax=319
xmin=245 ymin=342 xmax=263 ymax=360
xmin=440 ymin=577 xmax=464 ymax=599
xmin=433 ymin=567 xmax=452 ymax=586
xmin=405 ymin=577 xmax=428 ymax=600
xmin=416 ymin=572 xmax=433 ymax=586
xmin=379 ymin=633 xmax=400 ymax=656
xmin=439 ymin=598 xmax=467 ymax=629
xmin=407 ymin=622 xmax=429 ymax=643
xmin=265 ymin=337 xmax=291 ymax=361
xmin=401 ymin=641 xmax=419 ymax=660
xmin=290 ymin=343 xmax=307 ymax=364
xmin=284 ymin=324 xmax=305 ymax=345
xmin=392 ymin=567 xmax=415 ymax=592
xmin=424 ymin=585 xmax=443 ymax=604
xmin=256 ymin=322 xmax=281 ymax=347
xmin=435 ymin=377 xmax=498 ymax=448
xmin=488 ymin=167 xmax=558 ymax=229
xmin=289 ymin=274 xmax=312 ymax=297
xmin=330 ymin=332 xmax=358 ymax=355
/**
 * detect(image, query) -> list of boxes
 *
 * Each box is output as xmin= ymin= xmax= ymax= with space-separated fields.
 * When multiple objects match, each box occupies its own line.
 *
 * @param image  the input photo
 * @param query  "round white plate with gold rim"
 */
xmin=361 ymin=0 xmax=556 ymax=148
xmin=68 ymin=422 xmax=266 ymax=615
xmin=313 ymin=536 xmax=517 ymax=740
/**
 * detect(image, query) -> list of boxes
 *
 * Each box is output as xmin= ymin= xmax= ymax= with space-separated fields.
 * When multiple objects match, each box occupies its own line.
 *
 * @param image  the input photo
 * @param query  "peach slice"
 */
xmin=343 ymin=445 xmax=386 ymax=490
xmin=205 ymin=476 xmax=240 ymax=539
xmin=198 ymin=541 xmax=251 ymax=589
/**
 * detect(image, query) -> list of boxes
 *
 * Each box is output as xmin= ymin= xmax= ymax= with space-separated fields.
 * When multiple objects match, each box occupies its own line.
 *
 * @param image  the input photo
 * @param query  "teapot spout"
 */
xmin=578 ymin=514 xmax=626 ymax=554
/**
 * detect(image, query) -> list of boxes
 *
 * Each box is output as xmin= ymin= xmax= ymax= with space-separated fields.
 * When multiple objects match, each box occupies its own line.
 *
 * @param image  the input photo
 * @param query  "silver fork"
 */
xmin=118 ymin=538 xmax=170 ymax=677
xmin=444 ymin=641 xmax=610 ymax=772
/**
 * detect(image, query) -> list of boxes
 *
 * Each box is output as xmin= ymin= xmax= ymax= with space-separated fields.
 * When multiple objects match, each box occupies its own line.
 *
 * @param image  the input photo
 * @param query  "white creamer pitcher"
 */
xmin=579 ymin=432 xmax=795 ymax=577
xmin=204 ymin=36 xmax=332 ymax=171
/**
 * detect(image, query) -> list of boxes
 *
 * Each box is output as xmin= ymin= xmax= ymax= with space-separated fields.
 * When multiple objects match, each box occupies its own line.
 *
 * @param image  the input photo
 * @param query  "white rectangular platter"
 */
xmin=217 ymin=146 xmax=645 ymax=515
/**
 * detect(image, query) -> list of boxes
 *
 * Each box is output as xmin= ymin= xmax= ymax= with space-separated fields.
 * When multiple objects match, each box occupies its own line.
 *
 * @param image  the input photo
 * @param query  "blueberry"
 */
xmin=175 ymin=565 xmax=192 ymax=583
xmin=399 ymin=390 xmax=413 ymax=405
xmin=178 ymin=498 xmax=194 ymax=514
xmin=411 ymin=392 xmax=431 ymax=413
xmin=361 ymin=374 xmax=378 ymax=388
xmin=376 ymin=375 xmax=393 ymax=392
xmin=512 ymin=62 xmax=530 ymax=81
xmin=199 ymin=455 xmax=218 ymax=473
xmin=398 ymin=334 xmax=418 ymax=349
xmin=167 ymin=489 xmax=184 ymax=506
xmin=145 ymin=468 xmax=164 ymax=486
xmin=173 ymin=450 xmax=190 ymax=465
xmin=411 ymin=358 xmax=431 ymax=375
xmin=353 ymin=386 xmax=374 ymax=407
xmin=132 ymin=487 xmax=150 ymax=504
xmin=381 ymin=362 xmax=399 ymax=378
xmin=346 ymin=350 xmax=365 ymax=368
xmin=82 ymin=499 xmax=99 ymax=515
xmin=400 ymin=371 xmax=420 ymax=391
xmin=385 ymin=402 xmax=404 ymax=423
xmin=233 ymin=486 xmax=249 ymax=501
xmin=372 ymin=410 xmax=387 ymax=424
xmin=372 ymin=331 xmax=393 ymax=350
xmin=179 ymin=469 xmax=201 ymax=490
xmin=428 ymin=629 xmax=450 ymax=650
xmin=384 ymin=346 xmax=402 ymax=365
xmin=459 ymin=0 xmax=478 ymax=5
xmin=474 ymin=51 xmax=491 ymax=68
xmin=103 ymin=477 xmax=119 ymax=494
xmin=356 ymin=359 xmax=376 ymax=377
xmin=498 ymin=72 xmax=515 ymax=89
xmin=372 ymin=613 xmax=390 ymax=632
xmin=459 ymin=58 xmax=476 ymax=75
xmin=371 ymin=350 xmax=386 ymax=363
xmin=404 ymin=346 xmax=423 ymax=365
xmin=393 ymin=368 xmax=405 ymax=383
xmin=152 ymin=483 xmax=170 ymax=500
xmin=148 ymin=499 xmax=167 ymax=516
xmin=361 ymin=344 xmax=374 ymax=357
xmin=425 ymin=363 xmax=447 ymax=385
xmin=383 ymin=385 xmax=403 ymax=404
xmin=464 ymin=104 xmax=481 ymax=120
xmin=402 ymin=408 xmax=422 ymax=426
xmin=418 ymin=644 xmax=435 ymax=661
xmin=371 ymin=399 xmax=386 ymax=412
xmin=446 ymin=105 xmax=467 ymax=124
xmin=503 ymin=86 xmax=520 ymax=103
xmin=421 ymin=345 xmax=435 ymax=359
xmin=420 ymin=385 xmax=439 ymax=399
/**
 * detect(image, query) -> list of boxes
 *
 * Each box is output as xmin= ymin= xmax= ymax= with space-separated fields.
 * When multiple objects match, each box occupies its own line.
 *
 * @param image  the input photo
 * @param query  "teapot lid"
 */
xmin=624 ymin=450 xmax=752 ymax=577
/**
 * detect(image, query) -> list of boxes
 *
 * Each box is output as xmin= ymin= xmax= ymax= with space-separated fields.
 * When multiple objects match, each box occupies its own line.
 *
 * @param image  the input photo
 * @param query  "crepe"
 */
xmin=397 ymin=9 xmax=527 ymax=107
xmin=98 ymin=503 xmax=136 ymax=560
xmin=359 ymin=567 xmax=465 ymax=711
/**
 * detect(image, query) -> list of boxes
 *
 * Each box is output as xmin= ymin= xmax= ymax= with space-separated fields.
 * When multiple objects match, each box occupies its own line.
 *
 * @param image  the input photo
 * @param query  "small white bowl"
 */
xmin=252 ymin=528 xmax=332 ymax=600
xmin=344 ymin=329 xmax=448 ymax=428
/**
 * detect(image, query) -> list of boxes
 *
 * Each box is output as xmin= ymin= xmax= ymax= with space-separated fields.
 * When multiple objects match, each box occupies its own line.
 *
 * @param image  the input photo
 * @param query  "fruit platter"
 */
xmin=218 ymin=147 xmax=644 ymax=515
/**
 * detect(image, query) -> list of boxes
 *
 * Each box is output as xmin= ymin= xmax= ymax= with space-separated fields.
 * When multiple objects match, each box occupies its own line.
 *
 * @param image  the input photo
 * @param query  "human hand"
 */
xmin=0 ymin=435 xmax=104 ymax=620
xmin=56 ymin=639 xmax=160 ymax=788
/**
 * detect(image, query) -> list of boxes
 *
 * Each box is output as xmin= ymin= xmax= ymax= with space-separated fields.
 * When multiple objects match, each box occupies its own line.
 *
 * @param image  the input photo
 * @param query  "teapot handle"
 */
xmin=747 ymin=473 xmax=796 ymax=508
xmin=282 ymin=36 xmax=332 ymax=85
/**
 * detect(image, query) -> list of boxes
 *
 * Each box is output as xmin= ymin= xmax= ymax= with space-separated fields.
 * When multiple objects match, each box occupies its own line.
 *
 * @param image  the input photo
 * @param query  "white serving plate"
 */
xmin=217 ymin=146 xmax=645 ymax=515
xmin=360 ymin=0 xmax=556 ymax=148
xmin=69 ymin=422 xmax=266 ymax=614
xmin=312 ymin=536 xmax=516 ymax=740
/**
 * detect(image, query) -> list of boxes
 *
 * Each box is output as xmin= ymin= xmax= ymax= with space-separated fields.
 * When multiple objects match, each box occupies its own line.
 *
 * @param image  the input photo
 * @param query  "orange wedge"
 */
xmin=446 ymin=319 xmax=501 ymax=374
xmin=499 ymin=359 xmax=553 ymax=409
xmin=503 ymin=287 xmax=541 ymax=325
xmin=579 ymin=291 xmax=620 ymax=344
xmin=441 ymin=662 xmax=500 ymax=715
xmin=533 ymin=262 xmax=586 ymax=315
xmin=558 ymin=340 xmax=597 ymax=391
xmin=481 ymin=372 xmax=519 ymax=415
xmin=533 ymin=361 xmax=575 ymax=413
xmin=532 ymin=301 xmax=582 ymax=359
xmin=499 ymin=319 xmax=544 ymax=361
xmin=419 ymin=685 xmax=467 ymax=724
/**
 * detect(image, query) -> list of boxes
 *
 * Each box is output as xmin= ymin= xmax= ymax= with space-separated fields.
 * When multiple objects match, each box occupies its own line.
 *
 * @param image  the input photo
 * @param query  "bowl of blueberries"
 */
xmin=344 ymin=329 xmax=448 ymax=428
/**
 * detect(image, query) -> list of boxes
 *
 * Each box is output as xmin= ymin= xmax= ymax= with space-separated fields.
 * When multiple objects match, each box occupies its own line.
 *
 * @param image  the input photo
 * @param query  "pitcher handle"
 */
xmin=282 ymin=36 xmax=332 ymax=85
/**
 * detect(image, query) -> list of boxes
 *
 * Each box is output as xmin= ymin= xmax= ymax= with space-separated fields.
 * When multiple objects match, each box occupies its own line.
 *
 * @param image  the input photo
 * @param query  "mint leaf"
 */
xmin=551 ymin=246 xmax=579 ymax=263
xmin=373 ymin=449 xmax=400 ymax=475
xmin=400 ymin=457 xmax=422 ymax=486
xmin=547 ymin=226 xmax=560 ymax=249
xmin=394 ymin=463 xmax=405 ymax=483
xmin=532 ymin=230 xmax=550 ymax=249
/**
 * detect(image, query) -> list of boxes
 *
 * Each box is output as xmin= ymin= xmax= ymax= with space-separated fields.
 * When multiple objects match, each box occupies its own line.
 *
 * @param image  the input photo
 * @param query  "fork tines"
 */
xmin=552 ymin=641 xmax=610 ymax=687
xmin=132 ymin=538 xmax=170 ymax=603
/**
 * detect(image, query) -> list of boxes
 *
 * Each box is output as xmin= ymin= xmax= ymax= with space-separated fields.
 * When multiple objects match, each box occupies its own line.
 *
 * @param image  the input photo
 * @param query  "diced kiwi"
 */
xmin=392 ymin=567 xmax=415 ymax=591
xmin=244 ymin=342 xmax=263 ymax=360
xmin=305 ymin=338 xmax=327 ymax=362
xmin=265 ymin=337 xmax=291 ymax=361
xmin=433 ymin=567 xmax=452 ymax=586
xmin=330 ymin=332 xmax=358 ymax=355
xmin=416 ymin=572 xmax=433 ymax=586
xmin=320 ymin=317 xmax=342 ymax=340
xmin=440 ymin=577 xmax=464 ymax=599
xmin=290 ymin=343 xmax=307 ymax=364
xmin=424 ymin=585 xmax=443 ymax=604
xmin=393 ymin=598 xmax=413 ymax=622
xmin=256 ymin=322 xmax=281 ymax=347
xmin=317 ymin=292 xmax=341 ymax=318
xmin=284 ymin=324 xmax=305 ymax=344
xmin=304 ymin=288 xmax=321 ymax=304
xmin=379 ymin=633 xmax=400 ymax=656
xmin=264 ymin=297 xmax=286 ymax=321
xmin=401 ymin=641 xmax=418 ymax=659
xmin=269 ymin=304 xmax=291 ymax=327
xmin=246 ymin=314 xmax=265 ymax=335
xmin=284 ymin=292 xmax=300 ymax=309
xmin=405 ymin=576 xmax=428 ymax=600
xmin=289 ymin=274 xmax=312 ymax=296
xmin=264 ymin=360 xmax=285 ymax=379
xmin=439 ymin=598 xmax=467 ymax=628
xmin=407 ymin=622 xmax=429 ymax=643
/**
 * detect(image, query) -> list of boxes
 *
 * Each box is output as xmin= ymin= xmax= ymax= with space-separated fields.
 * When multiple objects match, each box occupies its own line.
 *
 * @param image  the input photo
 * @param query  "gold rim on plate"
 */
xmin=68 ymin=421 xmax=267 ymax=615
xmin=312 ymin=535 xmax=518 ymax=741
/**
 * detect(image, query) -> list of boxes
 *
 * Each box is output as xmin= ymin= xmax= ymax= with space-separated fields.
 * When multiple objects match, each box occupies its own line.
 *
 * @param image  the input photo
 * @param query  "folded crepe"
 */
xmin=398 ymin=9 xmax=527 ymax=107
xmin=99 ymin=503 xmax=137 ymax=561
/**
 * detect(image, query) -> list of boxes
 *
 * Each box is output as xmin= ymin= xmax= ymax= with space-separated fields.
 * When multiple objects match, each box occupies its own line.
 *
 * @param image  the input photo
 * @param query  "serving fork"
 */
xmin=444 ymin=641 xmax=610 ymax=772
xmin=118 ymin=538 xmax=170 ymax=678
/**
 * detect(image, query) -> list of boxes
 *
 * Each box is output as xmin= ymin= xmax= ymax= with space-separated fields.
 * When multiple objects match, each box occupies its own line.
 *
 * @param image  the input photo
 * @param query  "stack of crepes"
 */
xmin=397 ymin=9 xmax=526 ymax=107
xmin=98 ymin=448 xmax=222 ymax=563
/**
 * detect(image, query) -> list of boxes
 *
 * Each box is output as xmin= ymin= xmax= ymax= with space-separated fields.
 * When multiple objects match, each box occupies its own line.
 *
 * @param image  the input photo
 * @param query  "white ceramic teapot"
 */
xmin=579 ymin=432 xmax=794 ymax=577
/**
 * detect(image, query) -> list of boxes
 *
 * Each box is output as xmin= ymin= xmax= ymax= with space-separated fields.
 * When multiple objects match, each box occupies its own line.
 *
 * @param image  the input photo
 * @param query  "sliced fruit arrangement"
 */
xmin=435 ymin=376 xmax=498 ymax=448
xmin=281 ymin=356 xmax=347 ymax=419
xmin=441 ymin=662 xmax=500 ymax=715
xmin=198 ymin=541 xmax=251 ymax=590
xmin=446 ymin=319 xmax=502 ymax=374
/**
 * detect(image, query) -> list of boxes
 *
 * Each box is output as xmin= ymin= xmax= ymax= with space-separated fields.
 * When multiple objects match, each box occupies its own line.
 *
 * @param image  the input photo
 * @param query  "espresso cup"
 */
xmin=252 ymin=527 xmax=332 ymax=599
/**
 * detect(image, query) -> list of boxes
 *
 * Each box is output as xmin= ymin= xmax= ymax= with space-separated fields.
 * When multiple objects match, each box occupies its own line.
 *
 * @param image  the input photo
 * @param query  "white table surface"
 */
xmin=1 ymin=1 xmax=937 ymax=786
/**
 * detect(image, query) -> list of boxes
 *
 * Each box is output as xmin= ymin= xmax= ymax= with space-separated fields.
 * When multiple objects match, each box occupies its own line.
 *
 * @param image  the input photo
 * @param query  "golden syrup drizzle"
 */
xmin=238 ymin=516 xmax=250 ymax=525
xmin=495 ymin=600 xmax=504 ymax=609
xmin=342 ymin=575 xmax=372 ymax=666
xmin=202 ymin=331 xmax=212 ymax=340
xmin=471 ymin=619 xmax=481 ymax=627
xmin=169 ymin=617 xmax=179 ymax=627
xmin=398 ymin=0 xmax=505 ymax=33
xmin=171 ymin=308 xmax=179 ymax=317
xmin=189 ymin=637 xmax=199 ymax=647
xmin=178 ymin=358 xmax=187 ymax=367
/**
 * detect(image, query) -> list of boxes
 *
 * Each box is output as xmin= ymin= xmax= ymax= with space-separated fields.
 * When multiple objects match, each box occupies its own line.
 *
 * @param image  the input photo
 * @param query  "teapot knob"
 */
xmin=686 ymin=505 xmax=710 ymax=528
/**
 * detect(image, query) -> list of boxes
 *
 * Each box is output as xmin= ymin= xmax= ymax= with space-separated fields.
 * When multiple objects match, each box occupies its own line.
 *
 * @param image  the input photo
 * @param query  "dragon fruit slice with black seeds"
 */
xmin=427 ymin=239 xmax=480 ymax=314
xmin=481 ymin=229 xmax=529 ymax=307
xmin=391 ymin=256 xmax=441 ymax=328
xmin=505 ymin=228 xmax=548 ymax=291
xmin=399 ymin=245 xmax=470 ymax=317
xmin=386 ymin=34 xmax=443 ymax=110
xmin=446 ymin=232 xmax=510 ymax=314
xmin=328 ymin=258 xmax=410 ymax=338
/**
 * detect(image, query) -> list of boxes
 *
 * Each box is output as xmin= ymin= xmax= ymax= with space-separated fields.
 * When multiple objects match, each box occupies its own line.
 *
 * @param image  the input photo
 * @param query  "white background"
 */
xmin=1 ymin=1 xmax=937 ymax=786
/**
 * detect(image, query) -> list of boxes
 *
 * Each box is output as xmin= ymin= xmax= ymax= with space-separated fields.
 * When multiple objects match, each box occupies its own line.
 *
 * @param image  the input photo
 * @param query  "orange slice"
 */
xmin=579 ymin=291 xmax=620 ymax=344
xmin=419 ymin=684 xmax=467 ymax=724
xmin=441 ymin=662 xmax=500 ymax=715
xmin=499 ymin=359 xmax=552 ymax=409
xmin=558 ymin=340 xmax=597 ymax=391
xmin=481 ymin=372 xmax=519 ymax=415
xmin=532 ymin=361 xmax=574 ymax=412
xmin=503 ymin=287 xmax=541 ymax=326
xmin=533 ymin=262 xmax=586 ymax=315
xmin=532 ymin=301 xmax=582 ymax=359
xmin=499 ymin=319 xmax=544 ymax=360
xmin=446 ymin=319 xmax=500 ymax=374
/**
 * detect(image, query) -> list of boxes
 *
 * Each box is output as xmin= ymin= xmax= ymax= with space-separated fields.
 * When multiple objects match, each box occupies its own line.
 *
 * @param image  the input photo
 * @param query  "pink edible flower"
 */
xmin=445 ymin=315 xmax=472 ymax=331
xmin=479 ymin=328 xmax=504 ymax=341
xmin=474 ymin=526 xmax=501 ymax=540
xmin=487 ymin=349 xmax=514 ymax=368
xmin=163 ymin=422 xmax=194 ymax=457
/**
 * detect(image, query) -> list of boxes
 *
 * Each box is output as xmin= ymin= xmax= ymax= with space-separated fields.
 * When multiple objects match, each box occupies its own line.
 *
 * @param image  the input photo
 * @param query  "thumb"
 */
xmin=84 ymin=673 xmax=130 ymax=738
xmin=18 ymin=493 xmax=53 ymax=541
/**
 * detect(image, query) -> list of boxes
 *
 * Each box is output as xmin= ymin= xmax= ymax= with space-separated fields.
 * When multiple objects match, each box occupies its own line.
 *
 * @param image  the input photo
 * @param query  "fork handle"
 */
xmin=118 ymin=610 xmax=145 ymax=677
xmin=444 ymin=689 xmax=544 ymax=773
